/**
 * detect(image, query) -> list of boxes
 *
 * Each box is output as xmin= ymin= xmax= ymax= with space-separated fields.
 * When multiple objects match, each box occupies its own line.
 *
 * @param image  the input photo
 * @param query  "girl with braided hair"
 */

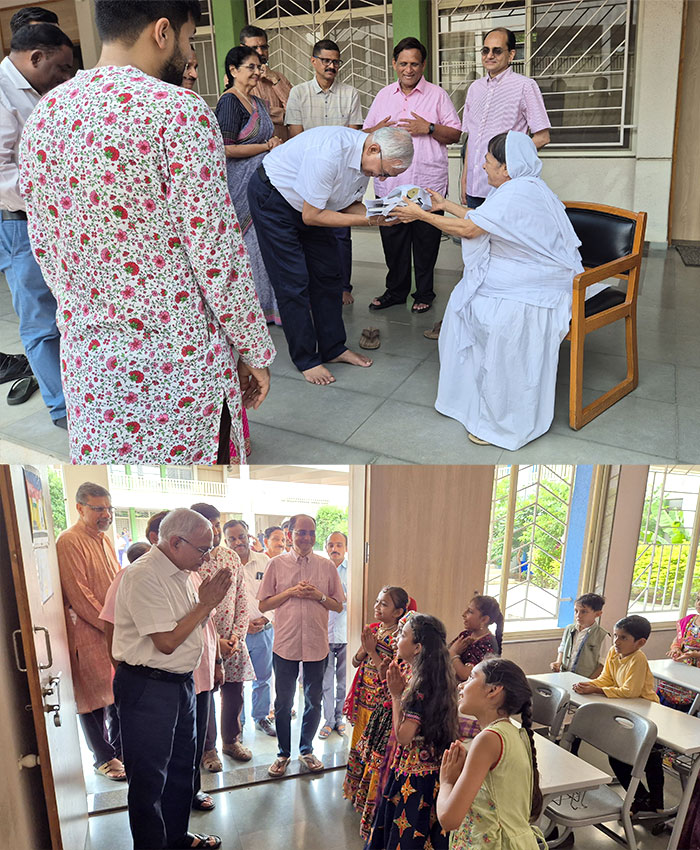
xmin=437 ymin=657 xmax=545 ymax=849
xmin=366 ymin=613 xmax=458 ymax=850
xmin=448 ymin=594 xmax=503 ymax=682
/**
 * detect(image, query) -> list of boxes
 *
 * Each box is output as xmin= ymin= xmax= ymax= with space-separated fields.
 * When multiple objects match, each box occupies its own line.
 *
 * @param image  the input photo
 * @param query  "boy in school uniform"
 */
xmin=573 ymin=614 xmax=664 ymax=813
xmin=551 ymin=593 xmax=612 ymax=678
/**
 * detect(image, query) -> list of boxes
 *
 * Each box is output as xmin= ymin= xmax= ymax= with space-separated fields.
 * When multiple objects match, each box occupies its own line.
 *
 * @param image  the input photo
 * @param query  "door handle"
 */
xmin=33 ymin=625 xmax=53 ymax=669
xmin=12 ymin=629 xmax=27 ymax=672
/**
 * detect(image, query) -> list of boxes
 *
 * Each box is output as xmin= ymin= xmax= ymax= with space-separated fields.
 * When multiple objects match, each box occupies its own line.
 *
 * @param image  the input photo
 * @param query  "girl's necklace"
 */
xmin=377 ymin=622 xmax=399 ymax=639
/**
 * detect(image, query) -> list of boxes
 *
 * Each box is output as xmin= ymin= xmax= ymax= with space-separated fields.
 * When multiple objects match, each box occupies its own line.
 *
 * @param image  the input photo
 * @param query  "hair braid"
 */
xmin=519 ymin=700 xmax=544 ymax=821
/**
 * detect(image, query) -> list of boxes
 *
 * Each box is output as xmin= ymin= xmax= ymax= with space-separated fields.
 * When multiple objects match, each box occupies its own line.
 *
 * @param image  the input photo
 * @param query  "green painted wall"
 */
xmin=390 ymin=0 xmax=432 ymax=81
xmin=211 ymin=0 xmax=248 ymax=83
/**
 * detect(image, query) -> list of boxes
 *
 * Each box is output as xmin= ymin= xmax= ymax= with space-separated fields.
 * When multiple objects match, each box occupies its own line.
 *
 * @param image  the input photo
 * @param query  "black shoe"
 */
xmin=0 ymin=353 xmax=32 ymax=384
xmin=7 ymin=376 xmax=39 ymax=405
xmin=53 ymin=416 xmax=68 ymax=429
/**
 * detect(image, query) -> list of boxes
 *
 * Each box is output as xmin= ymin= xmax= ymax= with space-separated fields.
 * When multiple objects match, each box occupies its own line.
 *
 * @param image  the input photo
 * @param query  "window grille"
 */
xmin=434 ymin=0 xmax=636 ymax=148
xmin=247 ymin=0 xmax=393 ymax=112
xmin=191 ymin=0 xmax=221 ymax=107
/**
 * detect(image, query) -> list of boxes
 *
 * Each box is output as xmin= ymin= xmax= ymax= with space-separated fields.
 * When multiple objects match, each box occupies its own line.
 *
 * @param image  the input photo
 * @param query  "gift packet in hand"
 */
xmin=364 ymin=184 xmax=432 ymax=219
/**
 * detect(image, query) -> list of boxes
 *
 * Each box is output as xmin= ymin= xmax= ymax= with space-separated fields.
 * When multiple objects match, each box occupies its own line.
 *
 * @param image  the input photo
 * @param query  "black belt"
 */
xmin=1 ymin=210 xmax=27 ymax=221
xmin=121 ymin=662 xmax=193 ymax=683
xmin=256 ymin=165 xmax=271 ymax=186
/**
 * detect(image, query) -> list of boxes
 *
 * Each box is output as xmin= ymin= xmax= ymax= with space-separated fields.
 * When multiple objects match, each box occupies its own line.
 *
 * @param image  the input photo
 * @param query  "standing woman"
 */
xmin=215 ymin=46 xmax=283 ymax=325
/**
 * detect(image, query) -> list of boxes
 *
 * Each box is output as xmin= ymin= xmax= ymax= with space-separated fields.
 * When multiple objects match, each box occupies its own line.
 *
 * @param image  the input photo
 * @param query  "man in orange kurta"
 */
xmin=56 ymin=481 xmax=124 ymax=780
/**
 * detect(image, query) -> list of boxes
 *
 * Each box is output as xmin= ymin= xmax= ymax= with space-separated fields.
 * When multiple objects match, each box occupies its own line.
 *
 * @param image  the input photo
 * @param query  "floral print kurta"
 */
xmin=199 ymin=545 xmax=254 ymax=683
xmin=19 ymin=66 xmax=275 ymax=464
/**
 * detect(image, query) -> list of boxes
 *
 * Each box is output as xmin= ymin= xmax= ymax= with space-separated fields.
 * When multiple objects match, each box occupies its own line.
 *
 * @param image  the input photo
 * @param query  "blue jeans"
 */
xmin=114 ymin=665 xmax=196 ymax=850
xmin=0 ymin=217 xmax=65 ymax=420
xmin=272 ymin=652 xmax=327 ymax=758
xmin=322 ymin=642 xmax=347 ymax=727
xmin=242 ymin=626 xmax=274 ymax=724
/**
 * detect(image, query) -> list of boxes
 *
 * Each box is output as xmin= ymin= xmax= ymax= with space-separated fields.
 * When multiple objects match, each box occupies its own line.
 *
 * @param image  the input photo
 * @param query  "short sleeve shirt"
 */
xmin=462 ymin=68 xmax=550 ymax=198
xmin=285 ymin=79 xmax=363 ymax=130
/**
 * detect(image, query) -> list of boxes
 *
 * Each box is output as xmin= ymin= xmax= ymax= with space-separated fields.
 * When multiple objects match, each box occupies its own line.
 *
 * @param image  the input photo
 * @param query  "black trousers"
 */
xmin=333 ymin=226 xmax=352 ymax=292
xmin=379 ymin=211 xmax=444 ymax=305
xmin=609 ymin=743 xmax=665 ymax=810
xmin=193 ymin=689 xmax=211 ymax=798
xmin=79 ymin=703 xmax=121 ymax=767
xmin=248 ymin=169 xmax=346 ymax=372
xmin=114 ymin=664 xmax=196 ymax=850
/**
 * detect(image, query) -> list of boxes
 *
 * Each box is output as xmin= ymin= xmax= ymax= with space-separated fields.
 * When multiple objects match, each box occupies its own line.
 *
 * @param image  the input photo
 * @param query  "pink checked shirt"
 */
xmin=363 ymin=78 xmax=461 ymax=197
xmin=462 ymin=67 xmax=550 ymax=199
xmin=257 ymin=549 xmax=345 ymax=662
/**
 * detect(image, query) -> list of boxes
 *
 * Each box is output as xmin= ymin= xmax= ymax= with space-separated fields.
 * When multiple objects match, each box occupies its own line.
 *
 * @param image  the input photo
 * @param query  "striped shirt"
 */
xmin=285 ymin=78 xmax=363 ymax=130
xmin=462 ymin=67 xmax=550 ymax=198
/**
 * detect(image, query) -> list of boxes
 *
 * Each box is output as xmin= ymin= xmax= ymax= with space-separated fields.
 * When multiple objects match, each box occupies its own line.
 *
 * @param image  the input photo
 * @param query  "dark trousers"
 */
xmin=273 ymin=653 xmax=328 ymax=758
xmin=248 ymin=170 xmax=346 ymax=371
xmin=205 ymin=681 xmax=244 ymax=750
xmin=79 ymin=703 xmax=121 ymax=767
xmin=609 ymin=744 xmax=665 ymax=810
xmin=193 ymin=689 xmax=211 ymax=797
xmin=379 ymin=211 xmax=444 ymax=305
xmin=114 ymin=664 xmax=196 ymax=850
xmin=333 ymin=226 xmax=352 ymax=292
xmin=466 ymin=194 xmax=486 ymax=209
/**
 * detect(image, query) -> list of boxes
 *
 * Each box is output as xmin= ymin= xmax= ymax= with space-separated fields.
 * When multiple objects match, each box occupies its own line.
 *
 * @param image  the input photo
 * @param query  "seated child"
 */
xmin=551 ymin=593 xmax=612 ymax=678
xmin=573 ymin=614 xmax=664 ymax=813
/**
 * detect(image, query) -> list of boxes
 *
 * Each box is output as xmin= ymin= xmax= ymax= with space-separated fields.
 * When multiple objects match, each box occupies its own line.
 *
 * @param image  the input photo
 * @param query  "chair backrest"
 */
xmin=565 ymin=207 xmax=637 ymax=268
xmin=529 ymin=677 xmax=570 ymax=740
xmin=562 ymin=703 xmax=657 ymax=779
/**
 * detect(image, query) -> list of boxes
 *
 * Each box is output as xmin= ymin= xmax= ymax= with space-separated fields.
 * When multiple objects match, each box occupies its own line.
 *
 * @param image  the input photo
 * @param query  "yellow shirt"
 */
xmin=590 ymin=647 xmax=660 ymax=702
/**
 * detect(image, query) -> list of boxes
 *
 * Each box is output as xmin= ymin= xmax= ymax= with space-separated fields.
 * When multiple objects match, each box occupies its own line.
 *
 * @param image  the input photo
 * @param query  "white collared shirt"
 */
xmin=0 ymin=56 xmax=40 ymax=211
xmin=262 ymin=125 xmax=368 ymax=213
xmin=240 ymin=549 xmax=271 ymax=621
xmin=112 ymin=545 xmax=204 ymax=673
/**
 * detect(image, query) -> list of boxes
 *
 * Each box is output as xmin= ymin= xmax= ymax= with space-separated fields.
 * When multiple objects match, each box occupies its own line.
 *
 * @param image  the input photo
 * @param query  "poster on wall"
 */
xmin=23 ymin=466 xmax=54 ymax=604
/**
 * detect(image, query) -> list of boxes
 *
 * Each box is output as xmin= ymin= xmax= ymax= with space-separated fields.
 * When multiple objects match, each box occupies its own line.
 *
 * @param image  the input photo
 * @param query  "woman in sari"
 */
xmin=215 ymin=46 xmax=282 ymax=326
xmin=392 ymin=131 xmax=603 ymax=451
xmin=659 ymin=591 xmax=700 ymax=710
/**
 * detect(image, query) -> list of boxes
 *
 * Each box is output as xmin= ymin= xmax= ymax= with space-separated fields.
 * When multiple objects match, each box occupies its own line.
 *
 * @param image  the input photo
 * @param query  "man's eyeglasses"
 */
xmin=317 ymin=57 xmax=342 ymax=68
xmin=378 ymin=150 xmax=392 ymax=179
xmin=481 ymin=46 xmax=507 ymax=56
xmin=80 ymin=504 xmax=114 ymax=515
xmin=177 ymin=536 xmax=213 ymax=557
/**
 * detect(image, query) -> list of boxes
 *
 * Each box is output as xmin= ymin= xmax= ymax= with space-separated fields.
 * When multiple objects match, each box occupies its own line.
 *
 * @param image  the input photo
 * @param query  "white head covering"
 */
xmin=504 ymin=131 xmax=542 ymax=179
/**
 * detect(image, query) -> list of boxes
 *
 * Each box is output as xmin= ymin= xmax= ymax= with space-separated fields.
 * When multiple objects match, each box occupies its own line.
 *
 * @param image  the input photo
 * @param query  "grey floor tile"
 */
xmin=0 ymin=410 xmax=70 ymax=460
xmin=371 ymin=455 xmax=412 ymax=464
xmin=0 ymin=318 xmax=23 ymax=350
xmin=389 ymin=358 xmax=440 ymax=408
xmin=247 ymin=423 xmax=375 ymax=464
xmin=0 ymin=387 xmax=49 ymax=426
xmin=678 ymin=405 xmax=700 ymax=463
xmin=499 ymin=430 xmax=676 ymax=464
xmin=344 ymin=399 xmax=503 ymax=463
xmin=676 ymin=366 xmax=700 ymax=411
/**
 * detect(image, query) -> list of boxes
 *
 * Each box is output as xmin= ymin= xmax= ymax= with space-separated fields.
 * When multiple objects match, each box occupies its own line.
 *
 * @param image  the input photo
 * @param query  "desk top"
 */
xmin=649 ymin=657 xmax=700 ymax=692
xmin=529 ymin=671 xmax=700 ymax=755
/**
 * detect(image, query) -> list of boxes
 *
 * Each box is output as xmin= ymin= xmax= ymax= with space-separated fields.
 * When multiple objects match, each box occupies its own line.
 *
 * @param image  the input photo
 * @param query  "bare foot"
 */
xmin=302 ymin=364 xmax=336 ymax=385
xmin=342 ymin=291 xmax=354 ymax=305
xmin=329 ymin=349 xmax=373 ymax=368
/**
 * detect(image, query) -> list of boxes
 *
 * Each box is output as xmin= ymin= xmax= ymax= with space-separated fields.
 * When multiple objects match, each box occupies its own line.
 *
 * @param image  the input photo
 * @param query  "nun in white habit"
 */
xmin=392 ymin=130 xmax=594 ymax=451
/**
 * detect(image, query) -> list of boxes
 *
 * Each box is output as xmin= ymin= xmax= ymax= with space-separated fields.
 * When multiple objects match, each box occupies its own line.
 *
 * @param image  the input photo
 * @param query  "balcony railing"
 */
xmin=109 ymin=473 xmax=228 ymax=499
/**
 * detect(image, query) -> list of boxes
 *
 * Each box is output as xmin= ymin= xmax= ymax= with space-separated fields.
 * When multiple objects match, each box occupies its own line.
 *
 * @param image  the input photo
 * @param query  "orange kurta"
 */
xmin=56 ymin=522 xmax=120 ymax=714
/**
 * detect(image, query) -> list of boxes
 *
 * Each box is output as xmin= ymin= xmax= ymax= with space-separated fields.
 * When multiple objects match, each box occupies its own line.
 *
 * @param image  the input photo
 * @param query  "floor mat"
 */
xmin=676 ymin=244 xmax=700 ymax=266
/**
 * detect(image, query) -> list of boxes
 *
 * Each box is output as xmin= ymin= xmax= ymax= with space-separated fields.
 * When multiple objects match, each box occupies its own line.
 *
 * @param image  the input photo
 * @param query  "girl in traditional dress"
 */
xmin=343 ymin=586 xmax=410 ymax=801
xmin=215 ymin=46 xmax=282 ymax=326
xmin=366 ymin=613 xmax=458 ymax=850
xmin=659 ymin=590 xmax=700 ymax=711
xmin=437 ymin=658 xmax=545 ymax=849
xmin=448 ymin=594 xmax=503 ymax=682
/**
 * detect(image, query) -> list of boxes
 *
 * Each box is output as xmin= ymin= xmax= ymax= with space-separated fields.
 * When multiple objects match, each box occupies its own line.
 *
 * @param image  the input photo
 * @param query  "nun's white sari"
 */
xmin=436 ymin=132 xmax=591 ymax=451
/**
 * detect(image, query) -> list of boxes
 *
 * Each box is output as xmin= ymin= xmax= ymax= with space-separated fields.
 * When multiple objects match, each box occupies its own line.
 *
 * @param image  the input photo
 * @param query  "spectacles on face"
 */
xmin=241 ymin=64 xmax=261 ymax=72
xmin=481 ymin=46 xmax=507 ymax=56
xmin=293 ymin=529 xmax=315 ymax=539
xmin=317 ymin=57 xmax=342 ymax=68
xmin=178 ymin=536 xmax=213 ymax=557
xmin=378 ymin=150 xmax=392 ymax=179
xmin=80 ymin=504 xmax=114 ymax=515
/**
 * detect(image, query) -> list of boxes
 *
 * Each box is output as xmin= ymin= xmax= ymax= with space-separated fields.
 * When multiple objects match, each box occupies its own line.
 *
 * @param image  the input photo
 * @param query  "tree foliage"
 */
xmin=48 ymin=468 xmax=67 ymax=533
xmin=315 ymin=505 xmax=348 ymax=551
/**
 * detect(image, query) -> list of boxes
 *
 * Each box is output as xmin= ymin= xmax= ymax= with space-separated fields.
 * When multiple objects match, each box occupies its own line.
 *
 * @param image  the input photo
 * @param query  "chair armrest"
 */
xmin=572 ymin=253 xmax=639 ymax=291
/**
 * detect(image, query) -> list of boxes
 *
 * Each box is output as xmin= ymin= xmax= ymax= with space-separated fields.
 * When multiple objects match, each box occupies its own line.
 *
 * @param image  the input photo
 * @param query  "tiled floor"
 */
xmin=1 ymin=232 xmax=697 ymax=464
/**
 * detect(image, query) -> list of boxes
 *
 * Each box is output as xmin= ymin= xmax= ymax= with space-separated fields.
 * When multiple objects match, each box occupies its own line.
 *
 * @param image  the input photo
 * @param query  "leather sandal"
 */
xmin=94 ymin=759 xmax=126 ymax=781
xmin=411 ymin=301 xmax=432 ymax=314
xmin=201 ymin=749 xmax=222 ymax=772
xmin=0 ymin=353 xmax=31 ymax=384
xmin=192 ymin=790 xmax=215 ymax=811
xmin=424 ymin=321 xmax=442 ymax=340
xmin=359 ymin=327 xmax=380 ymax=350
xmin=369 ymin=293 xmax=405 ymax=311
xmin=268 ymin=756 xmax=291 ymax=777
xmin=175 ymin=833 xmax=222 ymax=849
xmin=7 ymin=376 xmax=39 ymax=405
xmin=299 ymin=752 xmax=324 ymax=772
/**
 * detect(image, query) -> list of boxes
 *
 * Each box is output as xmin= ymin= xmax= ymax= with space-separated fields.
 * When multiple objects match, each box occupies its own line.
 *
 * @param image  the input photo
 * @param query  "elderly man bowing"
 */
xmin=248 ymin=125 xmax=413 ymax=385
xmin=258 ymin=514 xmax=345 ymax=776
xmin=112 ymin=508 xmax=231 ymax=850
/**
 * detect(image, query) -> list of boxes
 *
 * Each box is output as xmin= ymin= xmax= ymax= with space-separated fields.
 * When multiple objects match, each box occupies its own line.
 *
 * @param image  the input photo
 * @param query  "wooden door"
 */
xmin=0 ymin=465 xmax=88 ymax=850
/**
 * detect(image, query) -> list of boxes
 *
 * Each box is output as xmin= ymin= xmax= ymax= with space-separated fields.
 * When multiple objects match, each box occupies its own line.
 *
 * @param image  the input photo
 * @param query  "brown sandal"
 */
xmin=359 ymin=327 xmax=380 ymax=350
xmin=201 ymin=749 xmax=222 ymax=772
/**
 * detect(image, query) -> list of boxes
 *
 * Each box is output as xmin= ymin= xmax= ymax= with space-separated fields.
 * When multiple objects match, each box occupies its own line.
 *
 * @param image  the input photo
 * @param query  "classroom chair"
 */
xmin=528 ymin=677 xmax=569 ymax=741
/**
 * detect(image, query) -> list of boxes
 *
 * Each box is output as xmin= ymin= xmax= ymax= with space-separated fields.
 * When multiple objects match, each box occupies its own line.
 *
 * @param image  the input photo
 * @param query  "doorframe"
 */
xmin=667 ymin=0 xmax=691 ymax=245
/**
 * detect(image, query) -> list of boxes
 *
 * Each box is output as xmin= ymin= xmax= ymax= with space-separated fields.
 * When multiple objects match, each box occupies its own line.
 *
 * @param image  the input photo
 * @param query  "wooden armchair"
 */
xmin=563 ymin=202 xmax=647 ymax=430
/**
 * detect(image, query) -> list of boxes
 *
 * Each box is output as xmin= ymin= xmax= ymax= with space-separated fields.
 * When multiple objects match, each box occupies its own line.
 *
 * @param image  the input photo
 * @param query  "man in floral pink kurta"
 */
xmin=18 ymin=6 xmax=274 ymax=464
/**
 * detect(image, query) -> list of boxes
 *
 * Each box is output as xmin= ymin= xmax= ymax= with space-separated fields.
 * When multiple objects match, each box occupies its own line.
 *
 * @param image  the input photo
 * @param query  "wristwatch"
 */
xmin=428 ymin=122 xmax=435 ymax=135
xmin=215 ymin=657 xmax=223 ymax=665
xmin=320 ymin=594 xmax=327 ymax=604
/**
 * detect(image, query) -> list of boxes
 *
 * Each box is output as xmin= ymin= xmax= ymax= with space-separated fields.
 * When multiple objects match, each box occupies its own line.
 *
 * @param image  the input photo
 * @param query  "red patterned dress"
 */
xmin=19 ymin=65 xmax=274 ymax=463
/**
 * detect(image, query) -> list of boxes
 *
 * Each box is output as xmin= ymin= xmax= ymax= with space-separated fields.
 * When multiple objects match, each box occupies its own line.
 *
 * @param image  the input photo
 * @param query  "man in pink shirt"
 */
xmin=258 ymin=514 xmax=345 ymax=777
xmin=365 ymin=37 xmax=461 ymax=315
xmin=461 ymin=27 xmax=550 ymax=208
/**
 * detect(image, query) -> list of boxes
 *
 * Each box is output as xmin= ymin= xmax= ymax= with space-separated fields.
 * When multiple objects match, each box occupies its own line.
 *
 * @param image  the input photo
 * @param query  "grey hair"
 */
xmin=158 ymin=508 xmax=212 ymax=545
xmin=370 ymin=127 xmax=414 ymax=170
xmin=76 ymin=482 xmax=111 ymax=503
